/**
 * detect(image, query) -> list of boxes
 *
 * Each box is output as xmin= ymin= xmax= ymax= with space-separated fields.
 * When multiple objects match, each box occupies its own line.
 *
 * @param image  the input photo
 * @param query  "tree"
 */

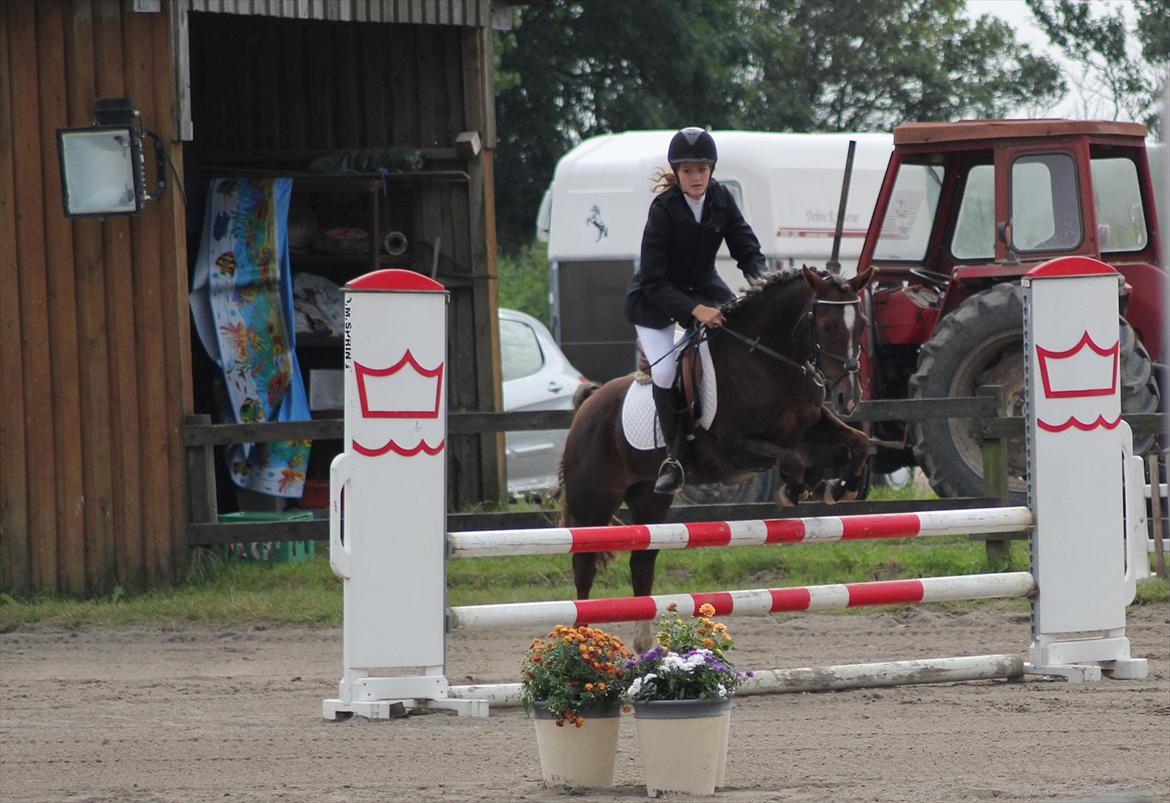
xmin=494 ymin=0 xmax=754 ymax=251
xmin=1025 ymin=0 xmax=1169 ymax=127
xmin=744 ymin=0 xmax=1064 ymax=132
xmin=494 ymin=0 xmax=1065 ymax=250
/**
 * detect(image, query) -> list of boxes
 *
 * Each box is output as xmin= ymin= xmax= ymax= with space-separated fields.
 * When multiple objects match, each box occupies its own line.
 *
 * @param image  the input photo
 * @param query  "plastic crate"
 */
xmin=219 ymin=510 xmax=317 ymax=563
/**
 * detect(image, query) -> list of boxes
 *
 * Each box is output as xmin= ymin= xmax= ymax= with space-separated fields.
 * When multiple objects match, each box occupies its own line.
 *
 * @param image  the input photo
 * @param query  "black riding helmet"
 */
xmin=667 ymin=127 xmax=717 ymax=167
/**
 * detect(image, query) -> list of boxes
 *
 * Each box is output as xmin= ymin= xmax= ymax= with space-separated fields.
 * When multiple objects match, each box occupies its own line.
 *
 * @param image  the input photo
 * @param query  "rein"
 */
xmin=714 ymin=295 xmax=862 ymax=390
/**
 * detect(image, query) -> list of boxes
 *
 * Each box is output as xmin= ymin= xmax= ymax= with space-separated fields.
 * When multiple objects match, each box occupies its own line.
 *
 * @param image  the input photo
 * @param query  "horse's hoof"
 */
xmin=776 ymin=486 xmax=796 ymax=508
xmin=632 ymin=621 xmax=654 ymax=655
xmin=813 ymin=480 xmax=839 ymax=505
xmin=839 ymin=490 xmax=859 ymax=502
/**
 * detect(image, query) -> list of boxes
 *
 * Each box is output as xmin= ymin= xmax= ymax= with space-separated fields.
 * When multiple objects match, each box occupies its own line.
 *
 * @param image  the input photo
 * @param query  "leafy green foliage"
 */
xmin=493 ymin=0 xmax=1065 ymax=250
xmin=1025 ymin=0 xmax=1168 ymax=129
xmin=497 ymin=239 xmax=550 ymax=322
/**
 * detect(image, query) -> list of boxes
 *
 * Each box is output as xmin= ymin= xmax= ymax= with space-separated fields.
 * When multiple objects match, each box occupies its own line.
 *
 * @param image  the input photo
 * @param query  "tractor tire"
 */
xmin=908 ymin=282 xmax=1159 ymax=504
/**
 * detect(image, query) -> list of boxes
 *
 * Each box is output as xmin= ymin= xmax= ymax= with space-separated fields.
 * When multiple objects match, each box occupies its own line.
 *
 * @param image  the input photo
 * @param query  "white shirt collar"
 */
xmin=684 ymin=192 xmax=706 ymax=222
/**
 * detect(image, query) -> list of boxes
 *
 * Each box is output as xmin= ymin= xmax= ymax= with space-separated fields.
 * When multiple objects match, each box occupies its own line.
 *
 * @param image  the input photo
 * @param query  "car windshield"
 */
xmin=872 ymin=163 xmax=944 ymax=261
xmin=500 ymin=318 xmax=545 ymax=381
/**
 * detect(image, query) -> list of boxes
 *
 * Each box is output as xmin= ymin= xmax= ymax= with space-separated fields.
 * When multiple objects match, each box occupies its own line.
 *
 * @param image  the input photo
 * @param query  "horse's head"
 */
xmin=801 ymin=265 xmax=874 ymax=415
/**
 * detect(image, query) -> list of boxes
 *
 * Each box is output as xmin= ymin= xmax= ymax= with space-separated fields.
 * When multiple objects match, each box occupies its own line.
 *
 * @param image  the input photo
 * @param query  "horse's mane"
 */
xmin=720 ymin=268 xmax=807 ymax=317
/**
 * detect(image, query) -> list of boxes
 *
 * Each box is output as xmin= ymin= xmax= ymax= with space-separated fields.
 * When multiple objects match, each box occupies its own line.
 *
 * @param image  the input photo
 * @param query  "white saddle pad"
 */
xmin=622 ymin=340 xmax=717 ymax=451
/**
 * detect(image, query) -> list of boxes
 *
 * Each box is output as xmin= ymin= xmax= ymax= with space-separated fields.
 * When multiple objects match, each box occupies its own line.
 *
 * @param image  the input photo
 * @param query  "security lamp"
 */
xmin=57 ymin=97 xmax=165 ymax=218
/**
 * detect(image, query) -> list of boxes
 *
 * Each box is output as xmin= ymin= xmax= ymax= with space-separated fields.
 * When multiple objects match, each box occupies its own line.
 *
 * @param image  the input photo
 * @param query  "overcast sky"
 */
xmin=964 ymin=0 xmax=1141 ymax=119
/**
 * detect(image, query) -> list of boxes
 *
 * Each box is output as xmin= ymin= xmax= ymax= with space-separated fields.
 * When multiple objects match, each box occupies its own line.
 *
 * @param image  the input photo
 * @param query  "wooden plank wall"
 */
xmin=0 ymin=0 xmax=190 ymax=595
xmin=187 ymin=13 xmax=501 ymax=507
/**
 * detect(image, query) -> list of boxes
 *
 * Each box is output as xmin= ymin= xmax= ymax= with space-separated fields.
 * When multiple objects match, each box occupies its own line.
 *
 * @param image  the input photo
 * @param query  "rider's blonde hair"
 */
xmin=650 ymin=166 xmax=678 ymax=193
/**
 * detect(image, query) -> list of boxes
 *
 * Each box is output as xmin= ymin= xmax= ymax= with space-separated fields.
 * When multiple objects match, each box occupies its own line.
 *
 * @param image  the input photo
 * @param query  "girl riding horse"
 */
xmin=625 ymin=127 xmax=768 ymax=495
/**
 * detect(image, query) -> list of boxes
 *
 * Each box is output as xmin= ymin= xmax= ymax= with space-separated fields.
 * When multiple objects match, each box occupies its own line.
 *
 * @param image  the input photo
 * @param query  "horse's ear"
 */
xmin=849 ymin=266 xmax=876 ymax=293
xmin=802 ymin=264 xmax=828 ymax=294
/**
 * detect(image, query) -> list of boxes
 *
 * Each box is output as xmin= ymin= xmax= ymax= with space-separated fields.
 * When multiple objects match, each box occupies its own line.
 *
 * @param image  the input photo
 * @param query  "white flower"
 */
xmin=716 ymin=684 xmax=727 ymax=698
xmin=627 ymin=673 xmax=656 ymax=697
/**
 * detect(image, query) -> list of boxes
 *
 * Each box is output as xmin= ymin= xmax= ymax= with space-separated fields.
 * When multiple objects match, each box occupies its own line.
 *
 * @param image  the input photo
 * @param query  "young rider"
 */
xmin=624 ymin=127 xmax=768 ymax=494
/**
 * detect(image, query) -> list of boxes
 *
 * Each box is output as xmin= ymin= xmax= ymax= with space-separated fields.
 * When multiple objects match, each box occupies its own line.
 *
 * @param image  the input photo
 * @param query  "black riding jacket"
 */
xmin=625 ymin=179 xmax=766 ymax=329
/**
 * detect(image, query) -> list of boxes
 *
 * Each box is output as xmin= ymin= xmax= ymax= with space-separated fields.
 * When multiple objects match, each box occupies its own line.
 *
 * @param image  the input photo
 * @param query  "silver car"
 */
xmin=499 ymin=308 xmax=588 ymax=495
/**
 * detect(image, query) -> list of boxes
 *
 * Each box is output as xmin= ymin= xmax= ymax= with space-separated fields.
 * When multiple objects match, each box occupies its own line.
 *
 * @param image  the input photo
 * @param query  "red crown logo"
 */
xmin=354 ymin=351 xmax=444 ymax=419
xmin=1036 ymin=331 xmax=1118 ymax=399
xmin=351 ymin=351 xmax=445 ymax=457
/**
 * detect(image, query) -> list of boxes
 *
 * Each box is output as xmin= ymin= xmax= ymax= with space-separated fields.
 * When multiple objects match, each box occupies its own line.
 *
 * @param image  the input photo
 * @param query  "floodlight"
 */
xmin=56 ymin=97 xmax=165 ymax=218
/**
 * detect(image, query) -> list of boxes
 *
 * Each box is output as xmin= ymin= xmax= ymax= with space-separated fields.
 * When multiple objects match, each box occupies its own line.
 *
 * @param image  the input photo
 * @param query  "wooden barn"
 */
xmin=0 ymin=0 xmax=512 ymax=596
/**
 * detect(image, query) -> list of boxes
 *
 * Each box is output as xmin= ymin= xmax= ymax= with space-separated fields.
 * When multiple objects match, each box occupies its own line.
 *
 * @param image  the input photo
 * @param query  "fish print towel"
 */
xmin=190 ymin=178 xmax=312 ymax=497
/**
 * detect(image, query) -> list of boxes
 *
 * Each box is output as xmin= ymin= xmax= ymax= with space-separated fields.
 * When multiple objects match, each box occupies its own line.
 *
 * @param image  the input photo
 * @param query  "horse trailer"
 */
xmin=537 ymin=130 xmax=894 ymax=382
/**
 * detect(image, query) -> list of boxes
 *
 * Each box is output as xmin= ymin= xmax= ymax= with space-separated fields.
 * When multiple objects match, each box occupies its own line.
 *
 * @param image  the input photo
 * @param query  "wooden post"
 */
xmin=184 ymin=415 xmax=218 ymax=540
xmin=978 ymin=385 xmax=1011 ymax=568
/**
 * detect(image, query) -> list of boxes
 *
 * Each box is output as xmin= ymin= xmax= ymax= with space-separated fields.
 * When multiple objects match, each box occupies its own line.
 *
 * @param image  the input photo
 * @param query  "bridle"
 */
xmin=714 ymin=294 xmax=863 ymax=393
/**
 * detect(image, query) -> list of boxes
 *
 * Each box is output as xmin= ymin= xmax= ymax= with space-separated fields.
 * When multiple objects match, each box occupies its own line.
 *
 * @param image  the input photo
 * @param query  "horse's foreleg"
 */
xmin=572 ymin=553 xmax=599 ymax=599
xmin=773 ymin=448 xmax=810 ymax=508
xmin=804 ymin=407 xmax=872 ymax=504
xmin=625 ymin=481 xmax=671 ymax=653
xmin=629 ymin=550 xmax=660 ymax=653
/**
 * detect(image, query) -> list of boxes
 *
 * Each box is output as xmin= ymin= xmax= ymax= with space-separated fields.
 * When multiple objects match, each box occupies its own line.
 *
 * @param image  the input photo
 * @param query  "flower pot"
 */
xmin=530 ymin=701 xmax=621 ymax=788
xmin=633 ymin=698 xmax=731 ymax=796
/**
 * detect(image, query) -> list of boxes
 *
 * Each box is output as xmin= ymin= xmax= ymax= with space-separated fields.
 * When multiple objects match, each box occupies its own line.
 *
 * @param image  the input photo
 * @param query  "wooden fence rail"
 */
xmin=182 ymin=395 xmax=1166 ymax=569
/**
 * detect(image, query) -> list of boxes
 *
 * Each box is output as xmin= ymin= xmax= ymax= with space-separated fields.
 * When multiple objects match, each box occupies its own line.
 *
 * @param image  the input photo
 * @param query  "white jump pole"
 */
xmin=446 ymin=654 xmax=1026 ymax=706
xmin=1024 ymin=257 xmax=1149 ymax=681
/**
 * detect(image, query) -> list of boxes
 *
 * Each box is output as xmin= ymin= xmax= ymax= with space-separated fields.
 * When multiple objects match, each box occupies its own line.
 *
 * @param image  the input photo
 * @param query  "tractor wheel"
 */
xmin=908 ymin=282 xmax=1159 ymax=503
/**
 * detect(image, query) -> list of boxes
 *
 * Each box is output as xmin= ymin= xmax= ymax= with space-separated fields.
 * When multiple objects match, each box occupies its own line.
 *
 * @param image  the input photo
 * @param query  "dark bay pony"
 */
xmin=561 ymin=266 xmax=874 ymax=649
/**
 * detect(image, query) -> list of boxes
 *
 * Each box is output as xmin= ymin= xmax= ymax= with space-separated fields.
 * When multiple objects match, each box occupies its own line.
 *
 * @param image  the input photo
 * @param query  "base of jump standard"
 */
xmin=323 ymin=262 xmax=1152 ymax=719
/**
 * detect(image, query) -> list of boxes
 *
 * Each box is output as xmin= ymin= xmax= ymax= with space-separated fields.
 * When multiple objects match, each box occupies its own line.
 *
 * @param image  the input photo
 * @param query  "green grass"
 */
xmin=3 ymin=479 xmax=1166 ymax=628
xmin=3 ymin=537 xmax=1165 ymax=630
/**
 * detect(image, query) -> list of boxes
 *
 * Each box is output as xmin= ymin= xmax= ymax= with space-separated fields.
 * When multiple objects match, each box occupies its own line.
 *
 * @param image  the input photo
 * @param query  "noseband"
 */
xmin=803 ymin=298 xmax=862 ymax=396
xmin=707 ymin=292 xmax=862 ymax=393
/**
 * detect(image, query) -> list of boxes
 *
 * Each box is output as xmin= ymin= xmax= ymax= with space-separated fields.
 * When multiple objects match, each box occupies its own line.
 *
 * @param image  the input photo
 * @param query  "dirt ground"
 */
xmin=1 ymin=603 xmax=1167 ymax=803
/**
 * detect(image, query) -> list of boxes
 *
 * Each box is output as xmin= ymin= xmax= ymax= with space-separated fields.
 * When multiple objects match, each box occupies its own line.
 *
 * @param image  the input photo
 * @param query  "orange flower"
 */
xmin=699 ymin=603 xmax=716 ymax=617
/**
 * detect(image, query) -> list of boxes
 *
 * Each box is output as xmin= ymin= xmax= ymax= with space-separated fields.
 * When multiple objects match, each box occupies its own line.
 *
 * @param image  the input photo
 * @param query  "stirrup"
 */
xmin=654 ymin=457 xmax=685 ymax=494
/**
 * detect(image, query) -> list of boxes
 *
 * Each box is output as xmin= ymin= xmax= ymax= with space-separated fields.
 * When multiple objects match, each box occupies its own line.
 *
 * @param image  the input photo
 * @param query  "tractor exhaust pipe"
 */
xmin=825 ymin=139 xmax=857 ymax=276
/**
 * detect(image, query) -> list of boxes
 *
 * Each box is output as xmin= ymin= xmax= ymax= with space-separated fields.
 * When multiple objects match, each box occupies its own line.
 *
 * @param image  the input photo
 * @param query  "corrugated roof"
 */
xmin=180 ymin=0 xmax=499 ymax=27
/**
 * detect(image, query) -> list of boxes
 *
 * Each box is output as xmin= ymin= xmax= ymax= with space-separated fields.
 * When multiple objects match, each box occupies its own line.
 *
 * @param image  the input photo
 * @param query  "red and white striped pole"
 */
xmin=448 ymin=572 xmax=1035 ymax=631
xmin=448 ymin=506 xmax=1032 ymax=558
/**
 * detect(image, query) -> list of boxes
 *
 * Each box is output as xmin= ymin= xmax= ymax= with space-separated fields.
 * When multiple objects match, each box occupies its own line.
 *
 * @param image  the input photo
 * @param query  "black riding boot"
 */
xmin=652 ymin=384 xmax=688 ymax=494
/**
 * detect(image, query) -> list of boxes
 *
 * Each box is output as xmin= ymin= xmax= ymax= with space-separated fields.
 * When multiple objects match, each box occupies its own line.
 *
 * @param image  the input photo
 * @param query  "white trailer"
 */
xmin=537 ymin=130 xmax=893 ymax=381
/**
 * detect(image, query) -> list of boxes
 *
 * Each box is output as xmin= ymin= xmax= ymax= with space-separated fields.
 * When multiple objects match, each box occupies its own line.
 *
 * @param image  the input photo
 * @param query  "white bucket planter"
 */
xmin=530 ymin=702 xmax=621 ymax=788
xmin=634 ymin=698 xmax=731 ymax=796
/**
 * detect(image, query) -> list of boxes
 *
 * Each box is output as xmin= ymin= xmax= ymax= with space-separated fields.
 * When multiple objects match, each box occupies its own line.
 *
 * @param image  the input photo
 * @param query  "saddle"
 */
xmin=635 ymin=332 xmax=704 ymax=421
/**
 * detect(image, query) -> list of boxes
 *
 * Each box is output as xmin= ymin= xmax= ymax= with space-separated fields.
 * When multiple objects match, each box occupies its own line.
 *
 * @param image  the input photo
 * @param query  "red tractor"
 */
xmin=858 ymin=119 xmax=1165 ymax=502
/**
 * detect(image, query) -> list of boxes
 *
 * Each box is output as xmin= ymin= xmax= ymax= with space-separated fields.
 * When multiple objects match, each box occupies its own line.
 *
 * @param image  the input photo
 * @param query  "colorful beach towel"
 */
xmin=190 ymin=178 xmax=312 ymax=497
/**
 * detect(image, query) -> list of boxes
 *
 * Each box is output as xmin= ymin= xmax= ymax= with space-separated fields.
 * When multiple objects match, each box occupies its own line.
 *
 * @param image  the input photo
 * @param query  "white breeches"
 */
xmin=635 ymin=324 xmax=681 ymax=389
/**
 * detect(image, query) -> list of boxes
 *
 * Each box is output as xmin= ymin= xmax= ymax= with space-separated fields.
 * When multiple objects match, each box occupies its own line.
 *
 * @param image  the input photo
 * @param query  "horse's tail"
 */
xmin=571 ymin=380 xmax=600 ymax=410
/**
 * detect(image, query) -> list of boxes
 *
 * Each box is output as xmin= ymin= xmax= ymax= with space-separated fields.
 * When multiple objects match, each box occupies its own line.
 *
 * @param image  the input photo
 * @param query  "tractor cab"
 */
xmin=856 ymin=120 xmax=1165 ymax=500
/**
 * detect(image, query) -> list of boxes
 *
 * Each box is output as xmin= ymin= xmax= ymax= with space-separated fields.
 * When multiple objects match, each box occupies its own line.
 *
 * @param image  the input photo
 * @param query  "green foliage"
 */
xmin=497 ymin=239 xmax=551 ymax=323
xmin=493 ymin=0 xmax=1065 ymax=249
xmin=520 ymin=624 xmax=632 ymax=725
xmin=1025 ymin=0 xmax=1167 ymax=129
